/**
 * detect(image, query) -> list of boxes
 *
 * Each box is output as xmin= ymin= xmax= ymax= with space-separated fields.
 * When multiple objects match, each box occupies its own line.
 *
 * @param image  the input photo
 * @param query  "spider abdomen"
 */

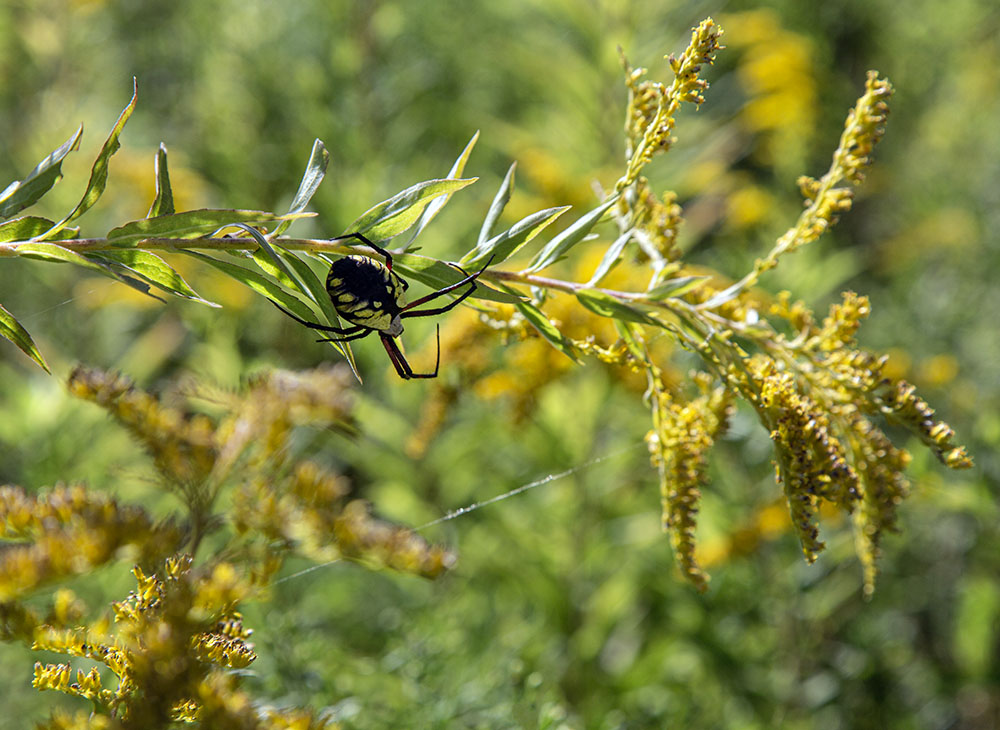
xmin=326 ymin=255 xmax=407 ymax=333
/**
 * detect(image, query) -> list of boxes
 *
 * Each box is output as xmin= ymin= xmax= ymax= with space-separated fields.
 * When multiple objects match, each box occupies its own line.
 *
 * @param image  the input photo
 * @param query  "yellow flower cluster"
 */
xmin=9 ymin=364 xmax=458 ymax=724
xmin=0 ymin=483 xmax=182 ymax=601
xmin=68 ymin=366 xmax=218 ymax=486
xmin=755 ymin=358 xmax=860 ymax=562
xmin=740 ymin=292 xmax=971 ymax=591
xmin=31 ymin=557 xmax=261 ymax=724
xmin=213 ymin=366 xmax=355 ymax=475
xmin=334 ymin=500 xmax=457 ymax=578
xmin=848 ymin=413 xmax=911 ymax=595
xmin=619 ymin=18 xmax=724 ymax=190
xmin=839 ymin=71 xmax=893 ymax=185
xmin=624 ymin=180 xmax=684 ymax=264
xmin=875 ymin=379 xmax=973 ymax=470
xmin=747 ymin=72 xmax=893 ymax=285
xmin=233 ymin=461 xmax=454 ymax=579
xmin=646 ymin=373 xmax=733 ymax=591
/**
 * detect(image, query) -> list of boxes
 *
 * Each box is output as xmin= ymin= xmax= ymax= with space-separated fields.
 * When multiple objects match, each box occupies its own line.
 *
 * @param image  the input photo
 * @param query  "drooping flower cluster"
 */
xmin=743 ymin=292 xmax=971 ymax=593
xmin=646 ymin=373 xmax=733 ymax=591
xmin=754 ymin=357 xmax=860 ymax=562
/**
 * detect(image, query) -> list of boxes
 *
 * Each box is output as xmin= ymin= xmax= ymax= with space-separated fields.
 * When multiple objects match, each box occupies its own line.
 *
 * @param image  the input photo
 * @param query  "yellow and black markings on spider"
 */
xmin=270 ymin=232 xmax=492 ymax=380
xmin=326 ymin=254 xmax=408 ymax=335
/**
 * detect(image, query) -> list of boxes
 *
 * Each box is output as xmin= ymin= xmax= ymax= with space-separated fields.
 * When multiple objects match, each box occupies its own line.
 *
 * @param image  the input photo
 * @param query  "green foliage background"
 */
xmin=1 ymin=0 xmax=998 ymax=728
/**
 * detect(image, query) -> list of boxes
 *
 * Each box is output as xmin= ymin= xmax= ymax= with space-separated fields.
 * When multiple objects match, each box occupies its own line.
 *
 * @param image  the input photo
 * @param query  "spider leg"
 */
xmin=400 ymin=255 xmax=494 ymax=318
xmin=380 ymin=327 xmax=441 ymax=379
xmin=329 ymin=232 xmax=394 ymax=271
xmin=270 ymin=300 xmax=363 ymax=335
xmin=316 ymin=328 xmax=375 ymax=344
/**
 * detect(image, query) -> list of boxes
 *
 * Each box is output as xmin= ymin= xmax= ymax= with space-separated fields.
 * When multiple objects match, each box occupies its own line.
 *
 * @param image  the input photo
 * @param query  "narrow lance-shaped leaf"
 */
xmin=0 ymin=303 xmax=50 ymax=373
xmin=272 ymin=249 xmax=362 ymax=381
xmin=274 ymin=250 xmax=344 ymax=327
xmin=506 ymin=287 xmax=579 ymax=364
xmin=403 ymin=131 xmax=480 ymax=249
xmin=238 ymin=223 xmax=307 ymax=292
xmin=12 ymin=241 xmax=163 ymax=301
xmin=12 ymin=241 xmax=120 ymax=275
xmin=477 ymin=162 xmax=516 ymax=247
xmin=107 ymin=209 xmax=310 ymax=244
xmin=0 ymin=125 xmax=83 ymax=220
xmin=459 ymin=205 xmax=570 ymax=270
xmin=526 ymin=195 xmax=619 ymax=273
xmin=273 ymin=139 xmax=329 ymax=237
xmin=696 ymin=282 xmax=744 ymax=311
xmin=147 ymin=143 xmax=175 ymax=217
xmin=348 ymin=178 xmax=477 ymax=242
xmin=586 ymin=227 xmax=634 ymax=287
xmin=93 ymin=249 xmax=219 ymax=306
xmin=645 ymin=275 xmax=710 ymax=300
xmin=576 ymin=288 xmax=663 ymax=328
xmin=183 ymin=250 xmax=316 ymax=322
xmin=0 ymin=217 xmax=58 ymax=243
xmin=38 ymin=79 xmax=139 ymax=240
xmin=392 ymin=251 xmax=522 ymax=304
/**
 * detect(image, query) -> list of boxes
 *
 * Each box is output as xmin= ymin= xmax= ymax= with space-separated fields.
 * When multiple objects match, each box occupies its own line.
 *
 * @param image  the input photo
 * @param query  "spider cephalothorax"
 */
xmin=271 ymin=232 xmax=489 ymax=379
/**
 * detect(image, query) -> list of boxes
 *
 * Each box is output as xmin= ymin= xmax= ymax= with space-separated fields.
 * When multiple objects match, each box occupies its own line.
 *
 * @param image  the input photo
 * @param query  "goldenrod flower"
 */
xmin=646 ymin=372 xmax=732 ymax=590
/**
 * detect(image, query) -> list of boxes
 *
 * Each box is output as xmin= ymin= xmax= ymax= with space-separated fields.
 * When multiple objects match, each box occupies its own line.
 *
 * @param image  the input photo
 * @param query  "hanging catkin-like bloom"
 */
xmin=646 ymin=373 xmax=733 ymax=591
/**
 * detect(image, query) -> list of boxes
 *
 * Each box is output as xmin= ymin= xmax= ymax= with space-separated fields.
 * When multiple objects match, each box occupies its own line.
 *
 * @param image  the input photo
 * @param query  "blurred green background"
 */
xmin=1 ymin=0 xmax=998 ymax=728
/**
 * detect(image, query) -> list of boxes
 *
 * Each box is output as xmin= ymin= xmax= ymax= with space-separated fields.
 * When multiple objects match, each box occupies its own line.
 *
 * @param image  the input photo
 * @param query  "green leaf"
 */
xmin=85 ymin=261 xmax=165 ymax=302
xmin=240 ymin=224 xmax=304 ymax=292
xmin=147 ymin=143 xmax=175 ymax=217
xmin=39 ymin=79 xmax=138 ymax=240
xmin=512 ymin=292 xmax=579 ymax=364
xmin=183 ymin=250 xmax=316 ymax=322
xmin=277 ymin=250 xmax=342 ymax=322
xmin=586 ymin=228 xmax=634 ymax=287
xmin=273 ymin=139 xmax=329 ymax=237
xmin=348 ymin=178 xmax=477 ymax=241
xmin=404 ymin=131 xmax=480 ymax=249
xmin=0 ymin=302 xmax=50 ymax=373
xmin=646 ymin=275 xmax=710 ymax=300
xmin=0 ymin=125 xmax=83 ymax=220
xmin=11 ymin=241 xmax=116 ymax=274
xmin=576 ymin=288 xmax=663 ymax=327
xmin=392 ymin=252 xmax=522 ymax=304
xmin=477 ymin=162 xmax=516 ymax=247
xmin=526 ymin=195 xmax=619 ymax=273
xmin=614 ymin=320 xmax=649 ymax=362
xmin=697 ymin=282 xmax=744 ymax=311
xmin=107 ymin=209 xmax=305 ymax=243
xmin=460 ymin=205 xmax=570 ymax=269
xmin=0 ymin=216 xmax=58 ymax=243
xmin=9 ymin=241 xmax=162 ymax=300
xmin=274 ymin=249 xmax=361 ymax=381
xmin=94 ymin=249 xmax=218 ymax=306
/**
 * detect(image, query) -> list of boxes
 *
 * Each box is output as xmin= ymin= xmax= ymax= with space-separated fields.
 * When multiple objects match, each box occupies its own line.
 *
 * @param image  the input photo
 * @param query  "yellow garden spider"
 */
xmin=272 ymin=233 xmax=490 ymax=380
